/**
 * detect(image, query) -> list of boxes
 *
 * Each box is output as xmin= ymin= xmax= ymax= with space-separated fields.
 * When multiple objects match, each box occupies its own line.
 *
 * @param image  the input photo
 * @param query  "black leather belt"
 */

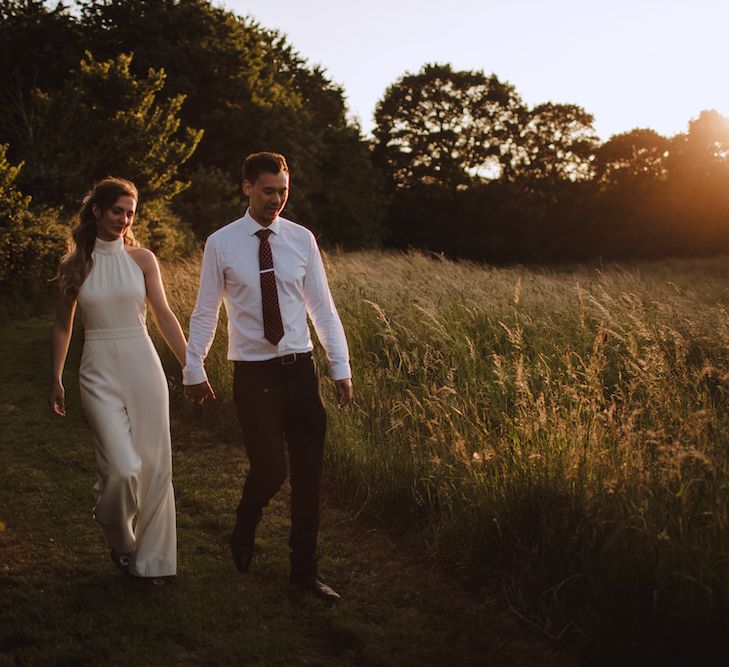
xmin=236 ymin=351 xmax=312 ymax=367
xmin=277 ymin=351 xmax=312 ymax=365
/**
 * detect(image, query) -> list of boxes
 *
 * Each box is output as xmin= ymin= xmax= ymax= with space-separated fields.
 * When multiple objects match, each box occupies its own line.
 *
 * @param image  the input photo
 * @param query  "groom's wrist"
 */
xmin=182 ymin=365 xmax=207 ymax=386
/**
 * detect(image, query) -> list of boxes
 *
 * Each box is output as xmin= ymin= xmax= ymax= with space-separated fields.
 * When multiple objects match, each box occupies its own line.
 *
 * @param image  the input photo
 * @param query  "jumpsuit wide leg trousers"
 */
xmin=80 ymin=327 xmax=177 ymax=578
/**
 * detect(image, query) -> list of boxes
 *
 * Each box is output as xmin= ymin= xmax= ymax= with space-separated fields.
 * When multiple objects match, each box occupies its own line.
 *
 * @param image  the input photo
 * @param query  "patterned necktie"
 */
xmin=256 ymin=229 xmax=284 ymax=345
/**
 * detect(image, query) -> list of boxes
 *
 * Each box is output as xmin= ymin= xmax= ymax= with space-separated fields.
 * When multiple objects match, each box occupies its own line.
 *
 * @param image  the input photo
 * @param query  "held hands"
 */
xmin=184 ymin=381 xmax=216 ymax=406
xmin=186 ymin=378 xmax=354 ymax=414
xmin=185 ymin=378 xmax=349 ymax=407
xmin=49 ymin=381 xmax=66 ymax=416
xmin=335 ymin=378 xmax=353 ymax=408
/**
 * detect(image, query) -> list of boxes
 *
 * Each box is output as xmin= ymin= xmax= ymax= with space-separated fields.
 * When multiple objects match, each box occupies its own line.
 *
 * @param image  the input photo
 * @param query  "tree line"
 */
xmin=375 ymin=63 xmax=729 ymax=262
xmin=2 ymin=0 xmax=729 ymax=299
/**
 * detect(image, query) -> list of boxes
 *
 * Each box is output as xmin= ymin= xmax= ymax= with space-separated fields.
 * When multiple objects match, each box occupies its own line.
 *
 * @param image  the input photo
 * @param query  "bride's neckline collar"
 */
xmin=93 ymin=236 xmax=125 ymax=254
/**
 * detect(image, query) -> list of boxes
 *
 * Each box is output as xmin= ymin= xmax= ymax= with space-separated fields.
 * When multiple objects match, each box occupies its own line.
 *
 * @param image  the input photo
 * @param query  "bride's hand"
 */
xmin=49 ymin=381 xmax=66 ymax=416
xmin=185 ymin=381 xmax=216 ymax=405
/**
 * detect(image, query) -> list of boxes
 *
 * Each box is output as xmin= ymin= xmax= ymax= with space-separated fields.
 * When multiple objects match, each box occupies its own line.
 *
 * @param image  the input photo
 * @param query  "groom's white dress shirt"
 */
xmin=183 ymin=210 xmax=351 ymax=386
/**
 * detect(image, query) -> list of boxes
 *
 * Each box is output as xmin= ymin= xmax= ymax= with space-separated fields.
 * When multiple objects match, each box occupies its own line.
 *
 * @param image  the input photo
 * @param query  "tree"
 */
xmin=516 ymin=103 xmax=598 ymax=184
xmin=663 ymin=110 xmax=729 ymax=254
xmin=14 ymin=52 xmax=202 ymax=209
xmin=78 ymin=0 xmax=292 ymax=168
xmin=0 ymin=144 xmax=30 ymax=222
xmin=307 ymin=124 xmax=388 ymax=248
xmin=373 ymin=63 xmax=525 ymax=191
xmin=0 ymin=1 xmax=82 ymax=158
xmin=0 ymin=144 xmax=67 ymax=295
xmin=667 ymin=110 xmax=729 ymax=184
xmin=594 ymin=128 xmax=670 ymax=185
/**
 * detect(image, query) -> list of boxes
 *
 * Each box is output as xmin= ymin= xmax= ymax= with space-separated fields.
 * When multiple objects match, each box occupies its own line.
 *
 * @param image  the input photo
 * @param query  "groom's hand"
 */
xmin=335 ymin=378 xmax=353 ymax=408
xmin=185 ymin=381 xmax=216 ymax=405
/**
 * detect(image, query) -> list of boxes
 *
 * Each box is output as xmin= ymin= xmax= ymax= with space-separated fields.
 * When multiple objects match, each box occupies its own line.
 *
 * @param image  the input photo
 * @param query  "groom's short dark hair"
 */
xmin=242 ymin=152 xmax=289 ymax=185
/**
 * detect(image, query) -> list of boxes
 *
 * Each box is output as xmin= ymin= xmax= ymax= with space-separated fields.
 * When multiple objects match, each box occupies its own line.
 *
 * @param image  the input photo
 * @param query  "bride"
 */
xmin=49 ymin=177 xmax=187 ymax=585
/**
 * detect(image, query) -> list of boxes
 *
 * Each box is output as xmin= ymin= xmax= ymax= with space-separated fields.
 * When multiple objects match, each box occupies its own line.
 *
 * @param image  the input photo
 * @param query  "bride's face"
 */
xmin=94 ymin=195 xmax=137 ymax=241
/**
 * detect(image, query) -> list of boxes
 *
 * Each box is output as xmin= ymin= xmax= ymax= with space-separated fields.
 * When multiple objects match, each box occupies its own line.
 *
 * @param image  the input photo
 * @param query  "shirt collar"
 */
xmin=243 ymin=209 xmax=281 ymax=236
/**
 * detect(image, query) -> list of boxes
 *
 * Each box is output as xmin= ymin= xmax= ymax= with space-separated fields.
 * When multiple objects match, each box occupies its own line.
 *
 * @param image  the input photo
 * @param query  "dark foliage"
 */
xmin=0 ymin=0 xmax=388 ymax=255
xmin=76 ymin=0 xmax=387 ymax=246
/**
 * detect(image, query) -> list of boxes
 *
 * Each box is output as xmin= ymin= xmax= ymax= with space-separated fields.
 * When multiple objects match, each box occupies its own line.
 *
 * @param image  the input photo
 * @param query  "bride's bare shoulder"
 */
xmin=125 ymin=246 xmax=157 ymax=272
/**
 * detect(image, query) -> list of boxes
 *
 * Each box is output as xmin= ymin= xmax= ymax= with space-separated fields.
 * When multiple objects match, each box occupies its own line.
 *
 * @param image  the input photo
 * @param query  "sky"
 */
xmin=223 ymin=0 xmax=728 ymax=142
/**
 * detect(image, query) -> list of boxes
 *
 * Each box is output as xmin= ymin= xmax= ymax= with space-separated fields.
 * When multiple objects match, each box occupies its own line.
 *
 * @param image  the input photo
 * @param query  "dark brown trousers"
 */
xmin=232 ymin=354 xmax=327 ymax=577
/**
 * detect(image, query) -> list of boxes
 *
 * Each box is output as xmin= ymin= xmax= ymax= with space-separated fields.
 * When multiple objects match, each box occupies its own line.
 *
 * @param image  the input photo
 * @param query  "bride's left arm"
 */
xmin=130 ymin=248 xmax=188 ymax=367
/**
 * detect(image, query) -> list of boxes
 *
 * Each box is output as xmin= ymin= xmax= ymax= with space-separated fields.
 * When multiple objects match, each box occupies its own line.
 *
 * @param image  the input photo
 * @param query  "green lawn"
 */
xmin=0 ymin=316 xmax=569 ymax=665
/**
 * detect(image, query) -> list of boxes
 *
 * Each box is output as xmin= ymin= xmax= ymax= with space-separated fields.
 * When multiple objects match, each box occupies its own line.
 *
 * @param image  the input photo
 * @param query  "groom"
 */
xmin=183 ymin=152 xmax=353 ymax=604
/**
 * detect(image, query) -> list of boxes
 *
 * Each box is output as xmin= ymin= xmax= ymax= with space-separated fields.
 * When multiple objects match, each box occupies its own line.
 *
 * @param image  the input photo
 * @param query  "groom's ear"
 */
xmin=242 ymin=180 xmax=251 ymax=197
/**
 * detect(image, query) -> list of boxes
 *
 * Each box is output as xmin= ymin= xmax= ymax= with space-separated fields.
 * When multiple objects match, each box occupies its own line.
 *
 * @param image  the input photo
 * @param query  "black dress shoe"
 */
xmin=231 ymin=544 xmax=254 ymax=572
xmin=110 ymin=549 xmax=131 ymax=573
xmin=290 ymin=575 xmax=341 ymax=605
xmin=230 ymin=522 xmax=255 ymax=573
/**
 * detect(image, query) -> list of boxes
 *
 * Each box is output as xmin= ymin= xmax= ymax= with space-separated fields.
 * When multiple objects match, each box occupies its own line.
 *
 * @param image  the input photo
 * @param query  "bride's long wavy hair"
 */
xmin=57 ymin=177 xmax=140 ymax=300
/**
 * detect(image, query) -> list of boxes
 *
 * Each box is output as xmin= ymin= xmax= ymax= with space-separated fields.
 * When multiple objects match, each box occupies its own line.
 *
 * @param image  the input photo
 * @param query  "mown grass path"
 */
xmin=0 ymin=316 xmax=574 ymax=665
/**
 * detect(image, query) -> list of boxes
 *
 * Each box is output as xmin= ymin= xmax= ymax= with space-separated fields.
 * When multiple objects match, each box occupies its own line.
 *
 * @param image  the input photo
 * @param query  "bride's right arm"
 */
xmin=49 ymin=297 xmax=77 ymax=416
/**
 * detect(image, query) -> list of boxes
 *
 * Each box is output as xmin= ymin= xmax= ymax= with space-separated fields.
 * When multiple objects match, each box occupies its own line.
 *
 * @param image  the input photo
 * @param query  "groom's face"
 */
xmin=243 ymin=170 xmax=290 ymax=227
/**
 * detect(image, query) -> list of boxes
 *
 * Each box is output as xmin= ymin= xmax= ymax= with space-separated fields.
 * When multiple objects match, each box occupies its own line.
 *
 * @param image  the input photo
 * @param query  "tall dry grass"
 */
xmin=157 ymin=251 xmax=729 ymax=660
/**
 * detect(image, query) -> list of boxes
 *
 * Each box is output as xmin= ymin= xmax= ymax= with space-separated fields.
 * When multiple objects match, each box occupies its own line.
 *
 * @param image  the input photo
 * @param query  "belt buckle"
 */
xmin=281 ymin=353 xmax=297 ymax=366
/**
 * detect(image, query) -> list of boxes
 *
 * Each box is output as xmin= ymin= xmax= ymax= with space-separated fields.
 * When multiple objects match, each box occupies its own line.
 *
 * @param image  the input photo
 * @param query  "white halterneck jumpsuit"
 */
xmin=76 ymin=236 xmax=176 ymax=577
